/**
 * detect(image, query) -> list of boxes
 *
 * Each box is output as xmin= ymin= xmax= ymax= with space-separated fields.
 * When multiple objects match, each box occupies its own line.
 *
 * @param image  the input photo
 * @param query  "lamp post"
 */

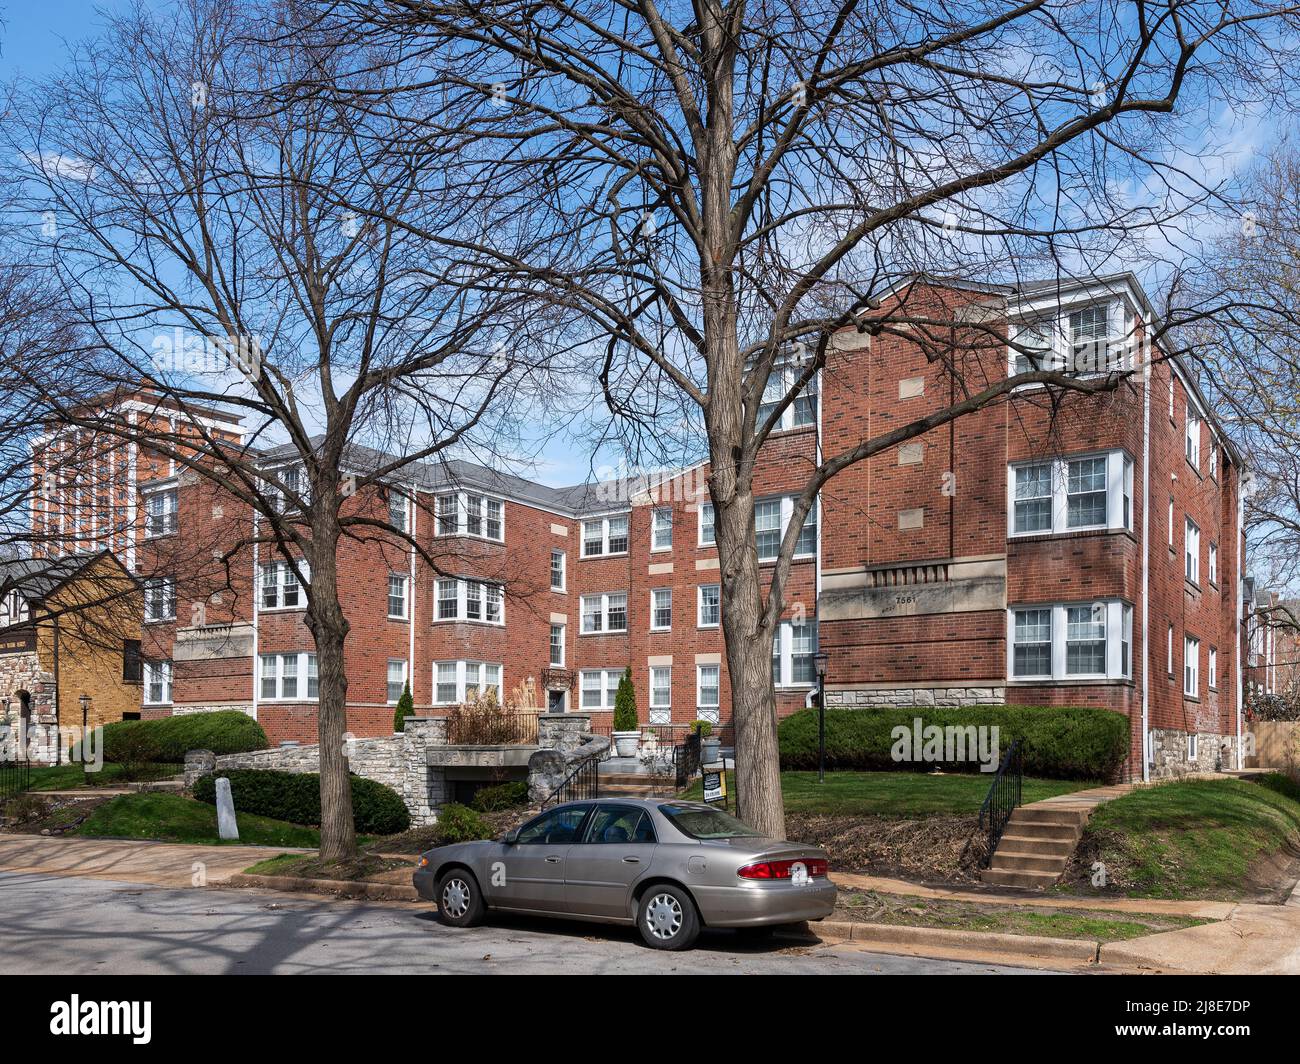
xmin=78 ymin=693 xmax=91 ymax=771
xmin=813 ymin=651 xmax=830 ymax=784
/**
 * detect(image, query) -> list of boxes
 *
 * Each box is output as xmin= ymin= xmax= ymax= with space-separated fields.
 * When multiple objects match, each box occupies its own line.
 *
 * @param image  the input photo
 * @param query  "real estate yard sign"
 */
xmin=702 ymin=765 xmax=727 ymax=805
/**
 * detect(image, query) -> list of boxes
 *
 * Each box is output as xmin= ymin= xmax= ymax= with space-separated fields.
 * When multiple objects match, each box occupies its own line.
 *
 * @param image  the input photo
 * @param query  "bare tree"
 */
xmin=296 ymin=0 xmax=1300 ymax=836
xmin=7 ymin=0 xmax=549 ymax=860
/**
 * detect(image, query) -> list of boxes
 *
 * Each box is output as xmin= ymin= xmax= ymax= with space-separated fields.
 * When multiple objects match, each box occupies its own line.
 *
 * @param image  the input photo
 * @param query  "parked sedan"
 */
xmin=413 ymin=798 xmax=836 ymax=950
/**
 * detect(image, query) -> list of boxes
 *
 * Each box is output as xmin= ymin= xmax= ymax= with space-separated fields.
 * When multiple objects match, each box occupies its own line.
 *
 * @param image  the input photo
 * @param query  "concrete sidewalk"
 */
xmin=0 ymin=834 xmax=311 ymax=887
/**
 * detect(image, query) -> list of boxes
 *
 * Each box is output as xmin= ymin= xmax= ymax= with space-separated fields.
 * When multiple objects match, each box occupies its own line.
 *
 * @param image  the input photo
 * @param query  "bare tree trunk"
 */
xmin=304 ymin=519 xmax=356 ymax=864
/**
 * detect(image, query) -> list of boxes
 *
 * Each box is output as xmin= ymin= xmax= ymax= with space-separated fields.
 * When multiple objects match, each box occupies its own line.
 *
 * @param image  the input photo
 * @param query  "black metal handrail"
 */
xmin=0 ymin=758 xmax=32 ymax=801
xmin=673 ymin=732 xmax=702 ymax=789
xmin=540 ymin=751 xmax=600 ymax=809
xmin=975 ymin=739 xmax=1024 ymax=866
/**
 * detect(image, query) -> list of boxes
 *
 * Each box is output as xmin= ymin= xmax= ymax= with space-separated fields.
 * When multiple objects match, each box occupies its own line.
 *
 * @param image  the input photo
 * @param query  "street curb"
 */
xmin=227 ymin=872 xmax=419 ymax=902
xmin=812 ymin=920 xmax=1100 ymax=963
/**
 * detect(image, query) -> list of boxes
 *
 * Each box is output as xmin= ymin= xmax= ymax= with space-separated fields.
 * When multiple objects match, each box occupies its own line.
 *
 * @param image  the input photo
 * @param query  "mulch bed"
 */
xmin=787 ymin=813 xmax=985 ymax=883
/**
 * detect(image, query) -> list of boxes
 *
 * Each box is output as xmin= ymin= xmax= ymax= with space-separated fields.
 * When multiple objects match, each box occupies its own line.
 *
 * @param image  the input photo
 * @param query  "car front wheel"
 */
xmin=437 ymin=869 xmax=486 ymax=928
xmin=637 ymin=885 xmax=700 ymax=951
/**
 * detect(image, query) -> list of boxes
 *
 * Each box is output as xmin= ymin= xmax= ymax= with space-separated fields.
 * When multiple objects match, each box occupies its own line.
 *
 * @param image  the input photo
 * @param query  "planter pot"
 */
xmin=701 ymin=737 xmax=722 ymax=764
xmin=612 ymin=730 xmax=641 ymax=757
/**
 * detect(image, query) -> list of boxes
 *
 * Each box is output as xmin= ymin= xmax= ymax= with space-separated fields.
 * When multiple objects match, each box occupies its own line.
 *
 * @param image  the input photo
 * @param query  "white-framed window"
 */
xmin=143 ymin=660 xmax=173 ymax=705
xmin=1188 ymin=733 xmax=1198 ymax=761
xmin=758 ymin=360 xmax=819 ymax=431
xmin=1168 ymin=623 xmax=1175 ymax=675
xmin=649 ymin=666 xmax=672 ymax=724
xmin=260 ymin=652 xmax=318 ymax=701
xmin=1007 ymin=601 xmax=1132 ymax=680
xmin=434 ymin=578 xmax=504 ymax=625
xmin=696 ymin=664 xmax=721 ymax=723
xmin=143 ymin=488 xmax=178 ymax=538
xmin=265 ymin=465 xmax=309 ymax=512
xmin=1209 ymin=438 xmax=1219 ymax=481
xmin=1185 ymin=518 xmax=1200 ymax=585
xmin=650 ymin=588 xmax=672 ymax=631
xmin=697 ymin=584 xmax=721 ymax=628
xmin=434 ymin=491 xmax=504 ymax=541
xmin=651 ymin=508 xmax=673 ymax=551
xmin=549 ymin=624 xmax=565 ymax=667
xmin=1008 ymin=452 xmax=1132 ymax=536
xmin=0 ymin=589 xmax=28 ymax=626
xmin=259 ymin=561 xmax=309 ymax=611
xmin=580 ymin=668 xmax=622 ymax=711
xmin=550 ymin=549 xmax=566 ymax=592
xmin=1208 ymin=541 xmax=1218 ymax=586
xmin=433 ymin=660 xmax=502 ymax=705
xmin=1168 ymin=371 xmax=1176 ymax=420
xmin=1009 ymin=301 xmax=1129 ymax=376
xmin=1168 ymin=497 xmax=1175 ymax=547
xmin=1010 ymin=318 xmax=1058 ymax=374
xmin=581 ymin=514 xmax=629 ymax=557
xmin=698 ymin=502 xmax=716 ymax=546
xmin=754 ymin=496 xmax=817 ymax=561
xmin=388 ymin=573 xmax=410 ymax=619
xmin=144 ymin=578 xmax=176 ymax=622
xmin=388 ymin=490 xmax=409 ymax=533
xmin=387 ymin=659 xmax=408 ymax=704
xmin=581 ymin=592 xmax=627 ymax=633
xmin=1184 ymin=636 xmax=1200 ymax=697
xmin=772 ymin=620 xmax=817 ymax=686
xmin=1185 ymin=407 xmax=1201 ymax=469
xmin=1208 ymin=647 xmax=1218 ymax=689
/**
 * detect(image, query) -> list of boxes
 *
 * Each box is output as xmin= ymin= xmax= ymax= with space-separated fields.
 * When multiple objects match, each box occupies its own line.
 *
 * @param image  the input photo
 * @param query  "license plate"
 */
xmin=789 ymin=861 xmax=809 ymax=887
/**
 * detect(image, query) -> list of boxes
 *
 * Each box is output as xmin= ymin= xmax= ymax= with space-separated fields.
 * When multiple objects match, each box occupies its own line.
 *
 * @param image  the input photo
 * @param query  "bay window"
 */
xmin=1009 ymin=301 xmax=1129 ymax=376
xmin=1008 ymin=451 xmax=1132 ymax=536
xmin=1008 ymin=601 xmax=1133 ymax=681
xmin=434 ymin=491 xmax=504 ymax=541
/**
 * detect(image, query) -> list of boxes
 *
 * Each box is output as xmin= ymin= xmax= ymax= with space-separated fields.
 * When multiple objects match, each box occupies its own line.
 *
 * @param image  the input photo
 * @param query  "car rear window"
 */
xmin=658 ymin=804 xmax=762 ymax=840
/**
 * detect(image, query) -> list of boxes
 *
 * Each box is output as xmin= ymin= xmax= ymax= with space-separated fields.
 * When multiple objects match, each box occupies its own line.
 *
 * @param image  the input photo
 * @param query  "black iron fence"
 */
xmin=540 ymin=753 xmax=600 ymax=809
xmin=673 ymin=732 xmax=702 ymax=789
xmin=590 ymin=721 xmax=735 ymax=749
xmin=975 ymin=739 xmax=1024 ymax=866
xmin=445 ymin=709 xmax=541 ymax=746
xmin=0 ymin=758 xmax=31 ymax=801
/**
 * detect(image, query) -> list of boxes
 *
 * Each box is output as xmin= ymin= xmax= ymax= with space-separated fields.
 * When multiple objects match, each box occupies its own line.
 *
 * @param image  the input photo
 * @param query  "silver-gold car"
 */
xmin=413 ymin=799 xmax=835 ymax=950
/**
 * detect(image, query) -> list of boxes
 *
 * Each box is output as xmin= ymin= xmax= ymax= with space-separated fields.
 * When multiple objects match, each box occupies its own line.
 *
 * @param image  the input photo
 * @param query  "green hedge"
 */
xmin=429 ymin=803 xmax=493 ymax=845
xmin=99 ymin=711 xmax=269 ymax=763
xmin=470 ymin=780 xmax=529 ymax=812
xmin=778 ymin=705 xmax=1129 ymax=781
xmin=193 ymin=769 xmax=410 ymax=835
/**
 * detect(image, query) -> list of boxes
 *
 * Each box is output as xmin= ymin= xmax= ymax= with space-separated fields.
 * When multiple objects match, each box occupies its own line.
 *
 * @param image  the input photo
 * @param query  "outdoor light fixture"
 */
xmin=78 ymin=694 xmax=91 ymax=771
xmin=813 ymin=651 xmax=830 ymax=784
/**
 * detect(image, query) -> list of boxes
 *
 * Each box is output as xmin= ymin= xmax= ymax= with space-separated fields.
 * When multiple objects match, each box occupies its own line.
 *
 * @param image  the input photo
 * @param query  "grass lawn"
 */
xmin=682 ymin=770 xmax=1094 ymax=817
xmin=25 ymin=763 xmax=183 ymax=791
xmin=1071 ymin=778 xmax=1300 ymax=900
xmin=73 ymin=792 xmax=320 ymax=848
xmin=835 ymin=888 xmax=1207 ymax=942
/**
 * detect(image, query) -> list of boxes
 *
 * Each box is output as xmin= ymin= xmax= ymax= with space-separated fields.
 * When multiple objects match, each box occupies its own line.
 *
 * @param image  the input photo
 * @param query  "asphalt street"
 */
xmin=0 ymin=870 xmax=1059 ymax=975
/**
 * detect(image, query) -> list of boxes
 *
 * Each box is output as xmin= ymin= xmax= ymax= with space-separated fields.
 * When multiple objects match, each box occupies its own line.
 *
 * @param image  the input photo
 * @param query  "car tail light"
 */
xmin=738 ymin=858 xmax=828 ymax=880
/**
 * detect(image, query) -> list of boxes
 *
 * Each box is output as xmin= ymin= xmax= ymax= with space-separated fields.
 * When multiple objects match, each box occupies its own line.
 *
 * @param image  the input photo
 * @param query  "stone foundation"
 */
xmin=1149 ymin=728 xmax=1238 ymax=779
xmin=826 ymin=686 xmax=1005 ymax=708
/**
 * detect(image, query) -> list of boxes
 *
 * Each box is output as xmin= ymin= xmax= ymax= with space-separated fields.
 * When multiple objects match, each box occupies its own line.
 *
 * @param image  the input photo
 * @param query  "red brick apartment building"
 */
xmin=20 ymin=273 xmax=1246 ymax=780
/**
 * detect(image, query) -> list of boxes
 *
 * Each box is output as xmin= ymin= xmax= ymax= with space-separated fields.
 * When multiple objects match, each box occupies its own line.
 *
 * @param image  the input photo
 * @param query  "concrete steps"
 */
xmin=980 ymin=803 xmax=1091 ymax=890
xmin=597 ymin=773 xmax=676 ymax=798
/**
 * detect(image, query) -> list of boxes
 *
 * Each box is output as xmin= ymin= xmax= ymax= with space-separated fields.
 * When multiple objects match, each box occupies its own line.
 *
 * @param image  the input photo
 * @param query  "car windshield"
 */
xmin=658 ymin=804 xmax=762 ymax=840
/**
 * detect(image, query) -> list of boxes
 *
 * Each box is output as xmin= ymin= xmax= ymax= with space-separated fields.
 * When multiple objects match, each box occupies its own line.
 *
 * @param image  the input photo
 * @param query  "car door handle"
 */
xmin=622 ymin=856 xmax=641 ymax=864
xmin=545 ymin=855 xmax=562 ymax=864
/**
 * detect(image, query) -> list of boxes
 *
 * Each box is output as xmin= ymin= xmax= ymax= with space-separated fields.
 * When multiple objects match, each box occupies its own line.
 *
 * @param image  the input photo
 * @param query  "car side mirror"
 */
xmin=503 ymin=829 xmax=519 ymax=845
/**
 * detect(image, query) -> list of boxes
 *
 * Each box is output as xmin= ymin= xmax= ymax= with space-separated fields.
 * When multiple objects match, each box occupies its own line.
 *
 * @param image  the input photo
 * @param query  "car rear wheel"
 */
xmin=637 ymin=885 xmax=700 ymax=951
xmin=437 ymin=869 xmax=486 ymax=928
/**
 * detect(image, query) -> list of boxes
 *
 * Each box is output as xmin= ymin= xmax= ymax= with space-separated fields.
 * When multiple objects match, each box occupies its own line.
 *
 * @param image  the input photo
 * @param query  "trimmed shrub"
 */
xmin=613 ymin=667 xmax=637 ymax=731
xmin=778 ymin=705 xmax=1129 ymax=781
xmin=193 ymin=769 xmax=410 ymax=835
xmin=1258 ymin=771 xmax=1300 ymax=805
xmin=430 ymin=803 xmax=492 ymax=845
xmin=99 ymin=711 xmax=268 ymax=764
xmin=471 ymin=780 xmax=529 ymax=812
xmin=393 ymin=682 xmax=415 ymax=733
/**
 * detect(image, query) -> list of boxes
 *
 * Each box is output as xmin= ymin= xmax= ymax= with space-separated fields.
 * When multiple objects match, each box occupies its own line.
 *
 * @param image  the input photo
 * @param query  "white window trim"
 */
xmin=697 ymin=584 xmax=721 ymax=628
xmin=1208 ymin=541 xmax=1218 ymax=586
xmin=649 ymin=665 xmax=672 ymax=724
xmin=1007 ymin=300 xmax=1132 ymax=378
xmin=758 ymin=361 xmax=819 ymax=433
xmin=580 ymin=591 xmax=628 ymax=634
xmin=1184 ymin=636 xmax=1200 ymax=698
xmin=754 ymin=495 xmax=818 ymax=562
xmin=432 ymin=660 xmax=502 ymax=705
xmin=143 ymin=660 xmax=173 ymax=705
xmin=549 ymin=624 xmax=566 ymax=667
xmin=696 ymin=664 xmax=721 ymax=719
xmin=388 ymin=490 xmax=410 ymax=534
xmin=388 ymin=573 xmax=410 ymax=620
xmin=433 ymin=578 xmax=505 ymax=626
xmin=1167 ymin=623 xmax=1175 ymax=675
xmin=1007 ymin=601 xmax=1133 ymax=682
xmin=578 ymin=668 xmax=623 ymax=711
xmin=550 ymin=549 xmax=566 ymax=592
xmin=697 ymin=501 xmax=716 ymax=547
xmin=142 ymin=487 xmax=178 ymax=539
xmin=650 ymin=508 xmax=673 ymax=552
xmin=1188 ymin=733 xmax=1198 ymax=761
xmin=1184 ymin=518 xmax=1200 ymax=586
xmin=264 ymin=464 xmax=310 ymax=513
xmin=434 ymin=491 xmax=505 ymax=542
xmin=580 ymin=514 xmax=630 ymax=557
xmin=386 ymin=658 xmax=409 ymax=705
xmin=1007 ymin=451 xmax=1132 ymax=537
xmin=144 ymin=578 xmax=176 ymax=623
xmin=1208 ymin=646 xmax=1218 ymax=690
xmin=259 ymin=652 xmax=318 ymax=702
xmin=1185 ymin=408 xmax=1201 ymax=470
xmin=772 ymin=620 xmax=818 ymax=688
xmin=650 ymin=588 xmax=673 ymax=632
xmin=259 ymin=561 xmax=310 ymax=612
